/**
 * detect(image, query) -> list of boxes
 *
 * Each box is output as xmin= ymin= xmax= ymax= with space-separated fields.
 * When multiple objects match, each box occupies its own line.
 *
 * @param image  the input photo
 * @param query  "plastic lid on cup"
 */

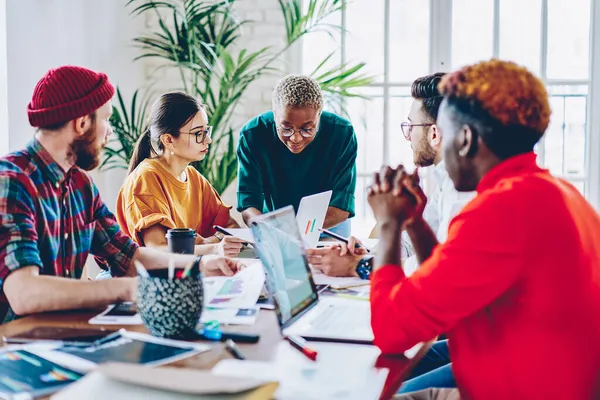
xmin=165 ymin=228 xmax=196 ymax=238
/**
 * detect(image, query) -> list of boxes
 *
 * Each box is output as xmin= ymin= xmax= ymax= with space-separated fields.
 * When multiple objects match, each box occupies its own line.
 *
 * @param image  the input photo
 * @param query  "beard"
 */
xmin=413 ymin=134 xmax=437 ymax=167
xmin=71 ymin=119 xmax=103 ymax=171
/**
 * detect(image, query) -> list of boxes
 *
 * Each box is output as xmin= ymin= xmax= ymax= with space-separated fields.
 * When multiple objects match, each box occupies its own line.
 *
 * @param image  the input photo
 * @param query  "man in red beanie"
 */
xmin=0 ymin=66 xmax=243 ymax=322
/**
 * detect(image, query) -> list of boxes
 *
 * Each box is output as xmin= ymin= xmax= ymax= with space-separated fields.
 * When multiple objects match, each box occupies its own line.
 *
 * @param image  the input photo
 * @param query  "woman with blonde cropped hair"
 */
xmin=236 ymin=74 xmax=358 ymax=238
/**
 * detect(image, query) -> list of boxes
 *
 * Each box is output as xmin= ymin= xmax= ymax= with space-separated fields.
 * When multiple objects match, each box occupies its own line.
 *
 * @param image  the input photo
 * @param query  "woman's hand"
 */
xmin=215 ymin=236 xmax=245 ymax=257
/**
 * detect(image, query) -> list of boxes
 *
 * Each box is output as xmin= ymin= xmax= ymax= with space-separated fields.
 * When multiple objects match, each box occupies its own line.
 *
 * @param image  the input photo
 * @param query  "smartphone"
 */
xmin=103 ymin=302 xmax=137 ymax=316
xmin=3 ymin=326 xmax=117 ymax=345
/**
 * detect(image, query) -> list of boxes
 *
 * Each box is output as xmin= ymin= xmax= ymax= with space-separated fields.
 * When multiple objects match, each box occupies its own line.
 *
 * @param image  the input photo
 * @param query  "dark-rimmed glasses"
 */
xmin=182 ymin=126 xmax=213 ymax=144
xmin=276 ymin=125 xmax=318 ymax=138
xmin=401 ymin=122 xmax=433 ymax=141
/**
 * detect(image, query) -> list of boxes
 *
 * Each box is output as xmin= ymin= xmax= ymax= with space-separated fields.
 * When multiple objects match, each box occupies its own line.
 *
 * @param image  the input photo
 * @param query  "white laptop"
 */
xmin=295 ymin=190 xmax=332 ymax=248
xmin=250 ymin=206 xmax=374 ymax=344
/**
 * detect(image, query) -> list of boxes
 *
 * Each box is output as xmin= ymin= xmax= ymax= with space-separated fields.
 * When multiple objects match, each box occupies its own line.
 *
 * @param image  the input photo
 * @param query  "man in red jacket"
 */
xmin=369 ymin=59 xmax=600 ymax=399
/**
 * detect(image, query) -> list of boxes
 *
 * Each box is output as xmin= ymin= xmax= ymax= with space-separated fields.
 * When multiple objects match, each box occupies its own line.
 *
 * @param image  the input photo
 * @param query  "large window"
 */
xmin=303 ymin=0 xmax=598 ymax=227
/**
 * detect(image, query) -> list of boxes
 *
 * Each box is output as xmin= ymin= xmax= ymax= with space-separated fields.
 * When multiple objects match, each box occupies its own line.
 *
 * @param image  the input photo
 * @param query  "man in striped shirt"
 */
xmin=0 ymin=66 xmax=242 ymax=323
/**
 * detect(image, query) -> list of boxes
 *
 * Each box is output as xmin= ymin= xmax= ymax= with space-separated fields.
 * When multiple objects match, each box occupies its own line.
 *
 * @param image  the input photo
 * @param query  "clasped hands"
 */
xmin=368 ymin=165 xmax=427 ymax=228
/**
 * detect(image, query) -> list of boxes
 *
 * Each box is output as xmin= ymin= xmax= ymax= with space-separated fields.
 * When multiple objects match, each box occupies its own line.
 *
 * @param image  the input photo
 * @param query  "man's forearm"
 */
xmin=7 ymin=273 xmax=133 ymax=316
xmin=323 ymin=207 xmax=350 ymax=229
xmin=134 ymin=247 xmax=197 ymax=271
xmin=376 ymin=220 xmax=403 ymax=270
xmin=242 ymin=207 xmax=262 ymax=225
xmin=406 ymin=216 xmax=439 ymax=264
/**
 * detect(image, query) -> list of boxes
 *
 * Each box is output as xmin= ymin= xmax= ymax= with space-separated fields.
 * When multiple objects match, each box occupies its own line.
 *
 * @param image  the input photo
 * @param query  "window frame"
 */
xmin=303 ymin=0 xmax=600 ymax=212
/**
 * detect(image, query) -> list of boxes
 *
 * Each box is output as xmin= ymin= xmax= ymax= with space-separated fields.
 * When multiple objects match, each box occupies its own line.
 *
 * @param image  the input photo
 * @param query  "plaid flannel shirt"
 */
xmin=0 ymin=139 xmax=138 ymax=322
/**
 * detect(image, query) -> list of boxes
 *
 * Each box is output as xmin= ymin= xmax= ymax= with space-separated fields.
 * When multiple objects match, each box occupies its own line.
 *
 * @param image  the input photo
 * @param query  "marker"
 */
xmin=285 ymin=335 xmax=318 ymax=361
xmin=225 ymin=339 xmax=246 ymax=360
xmin=319 ymin=229 xmax=371 ymax=253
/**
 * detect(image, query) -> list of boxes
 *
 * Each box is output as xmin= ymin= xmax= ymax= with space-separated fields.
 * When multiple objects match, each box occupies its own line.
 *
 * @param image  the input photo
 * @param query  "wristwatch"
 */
xmin=355 ymin=255 xmax=374 ymax=280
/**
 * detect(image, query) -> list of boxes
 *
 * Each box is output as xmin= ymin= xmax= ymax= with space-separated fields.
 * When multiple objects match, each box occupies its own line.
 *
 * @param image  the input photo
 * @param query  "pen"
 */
xmin=225 ymin=339 xmax=246 ymax=360
xmin=319 ymin=229 xmax=371 ymax=253
xmin=168 ymin=256 xmax=175 ymax=280
xmin=133 ymin=260 xmax=150 ymax=277
xmin=213 ymin=225 xmax=250 ymax=247
xmin=285 ymin=335 xmax=318 ymax=361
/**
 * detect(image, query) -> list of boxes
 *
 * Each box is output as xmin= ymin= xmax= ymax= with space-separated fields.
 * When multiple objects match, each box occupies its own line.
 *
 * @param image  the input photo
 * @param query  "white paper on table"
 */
xmin=212 ymin=358 xmax=388 ymax=400
xmin=202 ymin=261 xmax=265 ymax=309
xmin=311 ymin=270 xmax=369 ymax=290
xmin=220 ymin=228 xmax=255 ymax=244
xmin=200 ymin=307 xmax=259 ymax=325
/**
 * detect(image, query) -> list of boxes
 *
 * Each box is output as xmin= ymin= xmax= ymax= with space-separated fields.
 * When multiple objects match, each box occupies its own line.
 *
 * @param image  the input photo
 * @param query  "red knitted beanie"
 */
xmin=27 ymin=65 xmax=115 ymax=128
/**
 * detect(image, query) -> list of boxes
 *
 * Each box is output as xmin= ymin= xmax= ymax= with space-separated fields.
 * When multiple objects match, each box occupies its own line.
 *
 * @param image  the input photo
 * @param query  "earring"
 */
xmin=170 ymin=147 xmax=175 ymax=156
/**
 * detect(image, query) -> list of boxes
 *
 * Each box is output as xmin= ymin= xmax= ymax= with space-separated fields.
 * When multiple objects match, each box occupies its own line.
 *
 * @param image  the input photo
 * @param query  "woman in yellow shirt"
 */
xmin=116 ymin=92 xmax=244 ymax=257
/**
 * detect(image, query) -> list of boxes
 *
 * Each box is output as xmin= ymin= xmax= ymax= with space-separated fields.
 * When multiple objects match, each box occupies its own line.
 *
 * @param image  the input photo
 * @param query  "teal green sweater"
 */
xmin=236 ymin=110 xmax=357 ymax=218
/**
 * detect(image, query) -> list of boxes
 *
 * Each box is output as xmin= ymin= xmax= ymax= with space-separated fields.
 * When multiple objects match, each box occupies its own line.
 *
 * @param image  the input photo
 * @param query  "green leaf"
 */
xmin=123 ymin=0 xmax=373 ymax=193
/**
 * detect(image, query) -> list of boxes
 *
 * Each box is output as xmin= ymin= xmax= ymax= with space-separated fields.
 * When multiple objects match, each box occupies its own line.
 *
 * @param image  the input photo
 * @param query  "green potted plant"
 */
xmin=102 ymin=0 xmax=374 ymax=194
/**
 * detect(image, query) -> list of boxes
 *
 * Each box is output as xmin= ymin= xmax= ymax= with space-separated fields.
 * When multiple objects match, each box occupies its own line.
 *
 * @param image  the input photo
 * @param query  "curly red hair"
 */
xmin=439 ymin=59 xmax=551 ymax=134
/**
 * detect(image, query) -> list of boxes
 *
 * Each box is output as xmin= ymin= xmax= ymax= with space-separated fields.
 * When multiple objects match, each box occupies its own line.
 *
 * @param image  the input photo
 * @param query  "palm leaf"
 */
xmin=121 ymin=0 xmax=373 ymax=192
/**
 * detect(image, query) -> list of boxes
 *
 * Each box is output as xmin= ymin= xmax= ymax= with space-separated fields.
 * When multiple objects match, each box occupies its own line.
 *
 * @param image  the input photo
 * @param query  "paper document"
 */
xmin=311 ymin=271 xmax=369 ymax=290
xmin=200 ymin=307 xmax=259 ymax=325
xmin=221 ymin=228 xmax=255 ymax=244
xmin=53 ymin=362 xmax=278 ymax=400
xmin=213 ymin=359 xmax=387 ymax=400
xmin=203 ymin=261 xmax=265 ymax=309
xmin=213 ymin=340 xmax=388 ymax=400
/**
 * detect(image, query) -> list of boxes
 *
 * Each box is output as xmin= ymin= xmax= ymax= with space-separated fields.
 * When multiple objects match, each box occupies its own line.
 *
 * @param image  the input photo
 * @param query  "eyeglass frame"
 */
xmin=276 ymin=125 xmax=319 ymax=138
xmin=401 ymin=122 xmax=434 ymax=141
xmin=180 ymin=126 xmax=213 ymax=144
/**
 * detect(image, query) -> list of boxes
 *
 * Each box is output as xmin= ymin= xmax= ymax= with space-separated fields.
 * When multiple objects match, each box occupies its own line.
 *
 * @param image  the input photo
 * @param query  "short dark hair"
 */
xmin=444 ymin=97 xmax=542 ymax=159
xmin=411 ymin=72 xmax=446 ymax=122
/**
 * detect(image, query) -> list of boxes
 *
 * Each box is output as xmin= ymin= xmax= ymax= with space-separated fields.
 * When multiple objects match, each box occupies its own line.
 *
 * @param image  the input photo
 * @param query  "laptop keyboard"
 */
xmin=310 ymin=303 xmax=366 ymax=333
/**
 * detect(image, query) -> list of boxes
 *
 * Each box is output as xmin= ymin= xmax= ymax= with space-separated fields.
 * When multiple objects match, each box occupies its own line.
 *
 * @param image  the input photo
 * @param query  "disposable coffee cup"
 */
xmin=166 ymin=228 xmax=196 ymax=254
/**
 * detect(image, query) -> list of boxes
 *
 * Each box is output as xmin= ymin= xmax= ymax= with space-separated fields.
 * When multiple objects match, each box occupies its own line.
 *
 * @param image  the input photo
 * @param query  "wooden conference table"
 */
xmin=0 ymin=307 xmax=429 ymax=399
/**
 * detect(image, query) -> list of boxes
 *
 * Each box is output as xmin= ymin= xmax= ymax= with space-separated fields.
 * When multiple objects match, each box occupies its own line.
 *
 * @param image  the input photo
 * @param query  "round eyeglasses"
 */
xmin=277 ymin=125 xmax=318 ymax=138
xmin=182 ymin=126 xmax=213 ymax=144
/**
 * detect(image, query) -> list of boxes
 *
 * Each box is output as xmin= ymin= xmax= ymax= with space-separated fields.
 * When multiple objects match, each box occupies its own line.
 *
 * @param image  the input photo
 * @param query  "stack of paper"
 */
xmin=52 ymin=363 xmax=278 ymax=400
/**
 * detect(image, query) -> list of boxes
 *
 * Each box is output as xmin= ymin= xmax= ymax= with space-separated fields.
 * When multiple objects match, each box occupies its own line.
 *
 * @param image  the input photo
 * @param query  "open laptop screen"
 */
xmin=250 ymin=206 xmax=318 ymax=326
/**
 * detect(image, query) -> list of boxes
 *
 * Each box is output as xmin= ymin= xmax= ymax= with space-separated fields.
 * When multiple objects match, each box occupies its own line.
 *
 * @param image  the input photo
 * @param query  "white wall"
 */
xmin=5 ymin=0 xmax=145 ymax=208
xmin=4 ymin=0 xmax=295 ymax=211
